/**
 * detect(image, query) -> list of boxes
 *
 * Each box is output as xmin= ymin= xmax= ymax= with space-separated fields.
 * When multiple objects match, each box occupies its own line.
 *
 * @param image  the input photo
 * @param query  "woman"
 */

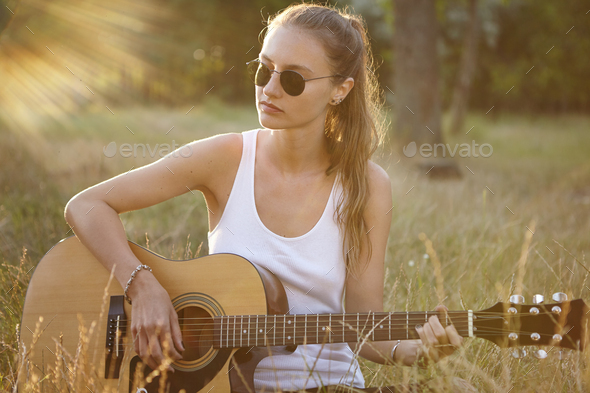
xmin=65 ymin=3 xmax=462 ymax=392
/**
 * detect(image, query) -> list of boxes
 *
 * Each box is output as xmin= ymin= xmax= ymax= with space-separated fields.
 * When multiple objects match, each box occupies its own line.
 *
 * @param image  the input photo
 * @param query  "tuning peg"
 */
xmin=532 ymin=294 xmax=544 ymax=304
xmin=533 ymin=349 xmax=548 ymax=359
xmin=510 ymin=295 xmax=525 ymax=304
xmin=552 ymin=292 xmax=568 ymax=302
xmin=511 ymin=348 xmax=527 ymax=359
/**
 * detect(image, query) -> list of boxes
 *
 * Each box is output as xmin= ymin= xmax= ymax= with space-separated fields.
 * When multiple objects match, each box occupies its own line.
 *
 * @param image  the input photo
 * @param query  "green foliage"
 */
xmin=468 ymin=0 xmax=590 ymax=113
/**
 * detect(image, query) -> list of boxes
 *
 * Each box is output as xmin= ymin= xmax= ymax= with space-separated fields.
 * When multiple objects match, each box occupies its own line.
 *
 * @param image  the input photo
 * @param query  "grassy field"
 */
xmin=1 ymin=103 xmax=589 ymax=392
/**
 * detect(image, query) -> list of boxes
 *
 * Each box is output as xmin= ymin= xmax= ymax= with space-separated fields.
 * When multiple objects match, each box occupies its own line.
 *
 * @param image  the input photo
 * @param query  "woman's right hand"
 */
xmin=127 ymin=271 xmax=185 ymax=371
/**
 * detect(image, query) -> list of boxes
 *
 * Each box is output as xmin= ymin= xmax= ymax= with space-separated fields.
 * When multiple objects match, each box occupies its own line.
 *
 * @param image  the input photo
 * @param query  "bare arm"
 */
xmin=344 ymin=161 xmax=397 ymax=364
xmin=64 ymin=132 xmax=242 ymax=370
xmin=344 ymin=162 xmax=462 ymax=366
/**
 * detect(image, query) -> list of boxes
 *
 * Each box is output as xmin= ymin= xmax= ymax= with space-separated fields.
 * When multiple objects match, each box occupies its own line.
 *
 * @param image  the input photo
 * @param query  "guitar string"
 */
xmin=110 ymin=323 xmax=565 ymax=339
xmin=118 ymin=328 xmax=569 ymax=336
xmin=107 ymin=311 xmax=570 ymax=324
xmin=108 ymin=313 xmax=565 ymax=329
xmin=110 ymin=331 xmax=565 ymax=345
xmin=106 ymin=313 xmax=571 ymax=340
xmin=108 ymin=329 xmax=571 ymax=351
xmin=103 ymin=319 xmax=560 ymax=332
xmin=108 ymin=311 xmax=563 ymax=323
xmin=105 ymin=328 xmax=566 ymax=340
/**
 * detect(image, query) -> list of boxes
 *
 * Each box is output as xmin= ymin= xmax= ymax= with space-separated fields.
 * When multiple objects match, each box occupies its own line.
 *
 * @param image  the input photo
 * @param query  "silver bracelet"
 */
xmin=124 ymin=264 xmax=152 ymax=305
xmin=391 ymin=340 xmax=401 ymax=364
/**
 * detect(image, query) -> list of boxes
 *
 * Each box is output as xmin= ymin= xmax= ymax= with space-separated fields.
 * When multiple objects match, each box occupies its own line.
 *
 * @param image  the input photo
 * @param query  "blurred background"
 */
xmin=1 ymin=0 xmax=590 ymax=391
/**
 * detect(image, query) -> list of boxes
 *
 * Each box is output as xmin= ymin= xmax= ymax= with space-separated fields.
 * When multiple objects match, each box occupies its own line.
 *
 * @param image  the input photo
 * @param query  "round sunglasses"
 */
xmin=246 ymin=59 xmax=344 ymax=96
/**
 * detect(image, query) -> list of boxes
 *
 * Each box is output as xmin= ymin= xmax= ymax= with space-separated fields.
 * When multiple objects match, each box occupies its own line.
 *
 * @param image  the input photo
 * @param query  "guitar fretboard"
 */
xmin=213 ymin=311 xmax=471 ymax=348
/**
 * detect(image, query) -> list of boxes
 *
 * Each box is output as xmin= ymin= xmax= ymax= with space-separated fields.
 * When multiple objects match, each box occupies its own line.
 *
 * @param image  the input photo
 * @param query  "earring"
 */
xmin=331 ymin=98 xmax=343 ymax=105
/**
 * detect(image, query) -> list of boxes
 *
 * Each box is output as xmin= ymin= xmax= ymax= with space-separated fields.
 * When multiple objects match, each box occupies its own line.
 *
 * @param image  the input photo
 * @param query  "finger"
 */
xmin=416 ymin=324 xmax=438 ymax=362
xmin=414 ymin=325 xmax=429 ymax=364
xmin=132 ymin=324 xmax=140 ymax=354
xmin=169 ymin=312 xmax=185 ymax=356
xmin=147 ymin=328 xmax=167 ymax=369
xmin=445 ymin=324 xmax=463 ymax=348
xmin=433 ymin=304 xmax=449 ymax=328
xmin=428 ymin=315 xmax=449 ymax=346
xmin=133 ymin=332 xmax=140 ymax=355
xmin=162 ymin=329 xmax=183 ymax=362
xmin=158 ymin=333 xmax=178 ymax=373
xmin=139 ymin=331 xmax=159 ymax=370
xmin=421 ymin=324 xmax=440 ymax=362
xmin=154 ymin=327 xmax=177 ymax=372
xmin=415 ymin=324 xmax=426 ymax=343
xmin=421 ymin=322 xmax=438 ymax=346
xmin=428 ymin=316 xmax=455 ymax=358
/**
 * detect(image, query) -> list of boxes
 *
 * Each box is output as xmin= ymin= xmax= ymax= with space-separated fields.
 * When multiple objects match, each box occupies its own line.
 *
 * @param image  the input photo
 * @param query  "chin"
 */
xmin=259 ymin=115 xmax=287 ymax=130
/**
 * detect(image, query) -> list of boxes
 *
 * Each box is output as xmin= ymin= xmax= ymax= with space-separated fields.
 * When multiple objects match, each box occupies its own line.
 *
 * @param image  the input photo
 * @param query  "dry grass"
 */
xmin=1 ymin=106 xmax=589 ymax=392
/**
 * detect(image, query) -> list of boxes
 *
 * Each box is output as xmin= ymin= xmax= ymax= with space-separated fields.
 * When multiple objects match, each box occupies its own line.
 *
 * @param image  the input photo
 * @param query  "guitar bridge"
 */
xmin=105 ymin=295 xmax=127 ymax=379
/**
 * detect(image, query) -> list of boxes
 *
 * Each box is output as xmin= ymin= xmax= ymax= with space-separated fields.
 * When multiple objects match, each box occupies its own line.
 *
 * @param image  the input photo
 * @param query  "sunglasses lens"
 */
xmin=247 ymin=61 xmax=270 ymax=86
xmin=281 ymin=71 xmax=305 ymax=96
xmin=246 ymin=60 xmax=306 ymax=96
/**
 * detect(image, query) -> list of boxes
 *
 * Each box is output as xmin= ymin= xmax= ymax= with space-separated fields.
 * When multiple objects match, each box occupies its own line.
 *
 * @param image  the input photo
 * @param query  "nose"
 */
xmin=262 ymin=70 xmax=283 ymax=98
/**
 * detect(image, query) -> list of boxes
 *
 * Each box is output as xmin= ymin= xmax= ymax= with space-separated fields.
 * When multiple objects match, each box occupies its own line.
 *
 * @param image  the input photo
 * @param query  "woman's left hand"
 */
xmin=414 ymin=304 xmax=463 ymax=364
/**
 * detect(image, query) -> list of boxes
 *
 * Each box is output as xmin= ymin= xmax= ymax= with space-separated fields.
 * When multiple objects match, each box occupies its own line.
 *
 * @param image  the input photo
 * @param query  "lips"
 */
xmin=260 ymin=101 xmax=282 ymax=112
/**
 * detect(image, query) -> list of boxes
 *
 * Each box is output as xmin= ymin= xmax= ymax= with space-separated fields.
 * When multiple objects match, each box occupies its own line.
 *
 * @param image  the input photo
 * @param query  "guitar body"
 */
xmin=17 ymin=236 xmax=290 ymax=393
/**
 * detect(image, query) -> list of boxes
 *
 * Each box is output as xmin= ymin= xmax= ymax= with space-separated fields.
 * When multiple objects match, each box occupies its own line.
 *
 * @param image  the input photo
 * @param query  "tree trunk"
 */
xmin=449 ymin=0 xmax=480 ymax=135
xmin=392 ymin=0 xmax=443 ymax=146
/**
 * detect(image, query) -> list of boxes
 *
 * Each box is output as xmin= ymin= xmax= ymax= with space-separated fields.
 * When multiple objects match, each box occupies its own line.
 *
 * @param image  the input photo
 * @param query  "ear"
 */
xmin=333 ymin=77 xmax=355 ymax=101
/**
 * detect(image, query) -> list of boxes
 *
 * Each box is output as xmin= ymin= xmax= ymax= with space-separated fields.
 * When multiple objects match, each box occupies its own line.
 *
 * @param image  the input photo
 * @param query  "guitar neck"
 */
xmin=213 ymin=311 xmax=472 ymax=348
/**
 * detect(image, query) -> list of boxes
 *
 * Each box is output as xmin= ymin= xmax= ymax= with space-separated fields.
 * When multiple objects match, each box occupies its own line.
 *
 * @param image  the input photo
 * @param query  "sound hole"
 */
xmin=177 ymin=306 xmax=213 ymax=361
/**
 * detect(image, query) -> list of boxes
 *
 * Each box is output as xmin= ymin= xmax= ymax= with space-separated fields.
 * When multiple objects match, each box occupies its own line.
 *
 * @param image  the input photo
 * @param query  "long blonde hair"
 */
xmin=262 ymin=2 xmax=388 ymax=277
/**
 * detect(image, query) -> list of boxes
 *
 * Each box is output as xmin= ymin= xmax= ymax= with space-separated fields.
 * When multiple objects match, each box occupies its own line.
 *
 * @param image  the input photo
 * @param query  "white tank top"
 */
xmin=207 ymin=129 xmax=365 ymax=391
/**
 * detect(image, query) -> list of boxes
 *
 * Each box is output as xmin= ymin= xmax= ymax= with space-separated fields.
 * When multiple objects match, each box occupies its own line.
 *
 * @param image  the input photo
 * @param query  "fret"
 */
xmin=233 ymin=315 xmax=237 ymax=348
xmin=220 ymin=316 xmax=224 ymax=348
xmin=305 ymin=314 xmax=308 ymax=345
xmin=264 ymin=315 xmax=268 ymax=346
xmin=406 ymin=312 xmax=408 ymax=340
xmin=445 ymin=312 xmax=448 ymax=327
xmin=316 ymin=314 xmax=319 ymax=344
xmin=388 ymin=312 xmax=392 ymax=341
xmin=357 ymin=313 xmax=359 ymax=339
xmin=371 ymin=312 xmax=375 ymax=341
xmin=274 ymin=315 xmax=277 ymax=346
xmin=425 ymin=311 xmax=428 ymax=324
xmin=248 ymin=315 xmax=251 ymax=346
xmin=256 ymin=315 xmax=259 ymax=346
xmin=342 ymin=314 xmax=345 ymax=343
xmin=294 ymin=315 xmax=297 ymax=345
xmin=240 ymin=315 xmax=243 ymax=347
xmin=329 ymin=314 xmax=332 ymax=343
xmin=227 ymin=316 xmax=231 ymax=348
xmin=283 ymin=315 xmax=286 ymax=345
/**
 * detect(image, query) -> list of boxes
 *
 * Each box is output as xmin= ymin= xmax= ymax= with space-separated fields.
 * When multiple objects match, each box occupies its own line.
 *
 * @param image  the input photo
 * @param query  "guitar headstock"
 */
xmin=474 ymin=293 xmax=589 ymax=351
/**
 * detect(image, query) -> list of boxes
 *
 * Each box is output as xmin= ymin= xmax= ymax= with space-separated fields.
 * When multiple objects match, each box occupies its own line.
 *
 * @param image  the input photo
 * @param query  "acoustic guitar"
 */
xmin=17 ymin=236 xmax=588 ymax=393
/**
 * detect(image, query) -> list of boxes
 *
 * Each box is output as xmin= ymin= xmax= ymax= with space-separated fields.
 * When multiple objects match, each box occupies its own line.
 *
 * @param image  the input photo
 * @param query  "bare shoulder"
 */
xmin=193 ymin=131 xmax=243 ymax=200
xmin=190 ymin=132 xmax=243 ymax=190
xmin=193 ymin=131 xmax=242 ymax=154
xmin=188 ymin=131 xmax=242 ymax=162
xmin=367 ymin=160 xmax=392 ymax=202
